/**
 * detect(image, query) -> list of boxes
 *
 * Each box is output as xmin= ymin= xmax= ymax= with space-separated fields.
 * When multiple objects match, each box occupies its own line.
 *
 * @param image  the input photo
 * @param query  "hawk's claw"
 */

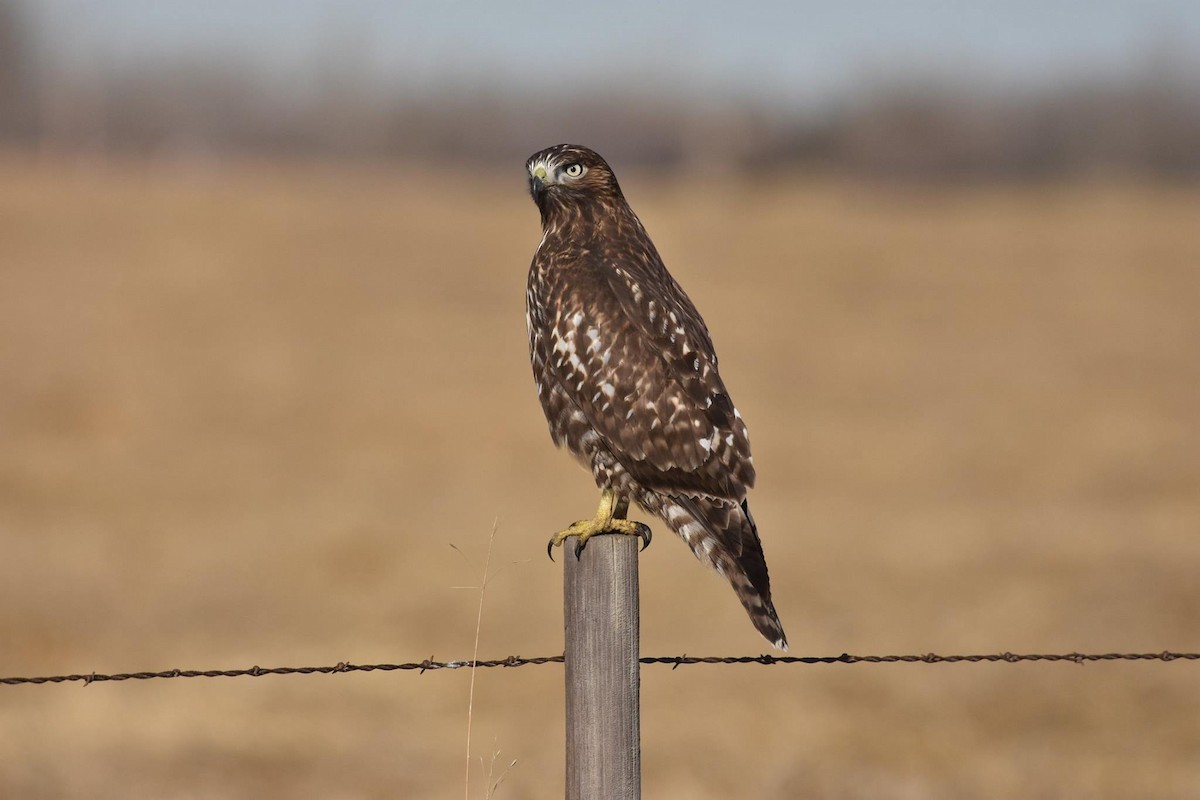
xmin=570 ymin=524 xmax=651 ymax=558
xmin=635 ymin=522 xmax=652 ymax=551
xmin=545 ymin=521 xmax=652 ymax=560
xmin=547 ymin=488 xmax=651 ymax=561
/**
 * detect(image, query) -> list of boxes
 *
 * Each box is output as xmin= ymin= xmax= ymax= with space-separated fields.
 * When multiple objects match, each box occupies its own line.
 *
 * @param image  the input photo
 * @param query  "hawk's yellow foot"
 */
xmin=546 ymin=489 xmax=652 ymax=561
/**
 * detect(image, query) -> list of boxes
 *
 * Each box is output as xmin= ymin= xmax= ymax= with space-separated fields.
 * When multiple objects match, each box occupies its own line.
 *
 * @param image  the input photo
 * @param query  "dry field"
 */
xmin=1 ymin=157 xmax=1198 ymax=799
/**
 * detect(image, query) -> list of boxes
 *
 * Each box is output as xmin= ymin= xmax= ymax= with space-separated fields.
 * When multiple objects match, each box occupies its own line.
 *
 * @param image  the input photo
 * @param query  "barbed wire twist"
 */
xmin=2 ymin=651 xmax=1196 ymax=687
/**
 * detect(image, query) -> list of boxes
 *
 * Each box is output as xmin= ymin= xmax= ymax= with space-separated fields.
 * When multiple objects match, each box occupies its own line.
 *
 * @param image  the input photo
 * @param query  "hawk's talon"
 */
xmin=546 ymin=517 xmax=591 ymax=561
xmin=548 ymin=519 xmax=652 ymax=560
xmin=635 ymin=522 xmax=652 ymax=552
xmin=546 ymin=490 xmax=652 ymax=561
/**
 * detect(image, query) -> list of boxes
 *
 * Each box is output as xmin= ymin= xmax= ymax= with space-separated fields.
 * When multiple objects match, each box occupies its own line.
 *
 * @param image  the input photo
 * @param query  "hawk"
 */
xmin=524 ymin=144 xmax=787 ymax=650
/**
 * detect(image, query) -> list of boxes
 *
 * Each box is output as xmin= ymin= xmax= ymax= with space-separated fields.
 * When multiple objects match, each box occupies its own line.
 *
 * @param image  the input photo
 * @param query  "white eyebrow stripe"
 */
xmin=528 ymin=157 xmax=556 ymax=177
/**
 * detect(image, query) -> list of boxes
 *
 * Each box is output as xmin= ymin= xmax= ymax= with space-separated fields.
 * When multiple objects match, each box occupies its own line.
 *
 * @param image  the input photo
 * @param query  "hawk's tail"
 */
xmin=660 ymin=495 xmax=788 ymax=651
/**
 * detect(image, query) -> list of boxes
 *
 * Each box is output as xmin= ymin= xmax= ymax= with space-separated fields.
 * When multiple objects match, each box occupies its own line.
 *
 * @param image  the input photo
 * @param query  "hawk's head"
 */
xmin=526 ymin=144 xmax=624 ymax=222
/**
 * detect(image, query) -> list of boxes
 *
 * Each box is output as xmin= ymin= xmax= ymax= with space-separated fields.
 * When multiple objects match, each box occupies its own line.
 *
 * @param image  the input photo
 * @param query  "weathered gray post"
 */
xmin=563 ymin=534 xmax=641 ymax=800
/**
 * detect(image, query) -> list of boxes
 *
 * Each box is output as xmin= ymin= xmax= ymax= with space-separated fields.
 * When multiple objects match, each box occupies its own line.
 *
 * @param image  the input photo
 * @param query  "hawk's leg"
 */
xmin=546 ymin=488 xmax=652 ymax=561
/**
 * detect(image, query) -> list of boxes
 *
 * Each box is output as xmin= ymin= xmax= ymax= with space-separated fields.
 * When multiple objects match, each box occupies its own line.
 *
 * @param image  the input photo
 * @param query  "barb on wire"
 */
xmin=1 ymin=651 xmax=1197 ymax=687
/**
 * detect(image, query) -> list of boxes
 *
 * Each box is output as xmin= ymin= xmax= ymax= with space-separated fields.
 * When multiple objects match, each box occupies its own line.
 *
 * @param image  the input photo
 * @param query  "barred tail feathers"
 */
xmin=661 ymin=495 xmax=788 ymax=651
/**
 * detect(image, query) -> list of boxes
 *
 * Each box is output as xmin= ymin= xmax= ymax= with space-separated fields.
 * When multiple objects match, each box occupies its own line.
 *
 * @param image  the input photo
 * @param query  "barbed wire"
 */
xmin=2 ymin=651 xmax=1196 ymax=687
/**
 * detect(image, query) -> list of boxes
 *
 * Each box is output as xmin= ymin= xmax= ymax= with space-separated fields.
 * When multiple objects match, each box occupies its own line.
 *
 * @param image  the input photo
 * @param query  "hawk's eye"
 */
xmin=563 ymin=163 xmax=585 ymax=178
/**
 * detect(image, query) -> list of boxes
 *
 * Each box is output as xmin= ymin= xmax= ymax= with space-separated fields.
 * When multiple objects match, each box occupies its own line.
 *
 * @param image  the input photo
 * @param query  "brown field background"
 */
xmin=1 ymin=157 xmax=1199 ymax=798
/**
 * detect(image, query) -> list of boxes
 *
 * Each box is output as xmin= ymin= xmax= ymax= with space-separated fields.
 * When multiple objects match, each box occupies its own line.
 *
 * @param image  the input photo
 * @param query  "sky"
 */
xmin=29 ymin=0 xmax=1200 ymax=106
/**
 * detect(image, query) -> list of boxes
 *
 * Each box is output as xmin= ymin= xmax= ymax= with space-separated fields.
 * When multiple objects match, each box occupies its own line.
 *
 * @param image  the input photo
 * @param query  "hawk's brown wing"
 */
xmin=543 ymin=241 xmax=755 ymax=502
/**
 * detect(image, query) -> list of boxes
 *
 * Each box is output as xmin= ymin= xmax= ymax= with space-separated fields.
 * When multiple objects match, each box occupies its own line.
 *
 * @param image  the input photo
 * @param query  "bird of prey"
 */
xmin=524 ymin=144 xmax=787 ymax=650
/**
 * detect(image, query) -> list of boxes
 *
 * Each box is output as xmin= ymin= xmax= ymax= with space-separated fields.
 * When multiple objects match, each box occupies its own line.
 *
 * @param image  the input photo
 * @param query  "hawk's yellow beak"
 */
xmin=530 ymin=164 xmax=550 ymax=204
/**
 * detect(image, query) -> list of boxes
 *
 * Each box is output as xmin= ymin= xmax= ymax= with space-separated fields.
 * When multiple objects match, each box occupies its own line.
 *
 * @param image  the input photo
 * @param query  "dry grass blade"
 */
xmin=459 ymin=519 xmax=500 ymax=800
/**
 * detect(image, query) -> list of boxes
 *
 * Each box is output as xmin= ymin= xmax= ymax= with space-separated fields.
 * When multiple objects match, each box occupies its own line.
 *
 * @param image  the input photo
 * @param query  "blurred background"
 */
xmin=3 ymin=0 xmax=1200 ymax=176
xmin=1 ymin=1 xmax=1199 ymax=798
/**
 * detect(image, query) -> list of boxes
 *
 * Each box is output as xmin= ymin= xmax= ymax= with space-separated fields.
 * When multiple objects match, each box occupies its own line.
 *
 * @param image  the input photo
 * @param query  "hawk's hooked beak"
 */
xmin=529 ymin=164 xmax=549 ymax=203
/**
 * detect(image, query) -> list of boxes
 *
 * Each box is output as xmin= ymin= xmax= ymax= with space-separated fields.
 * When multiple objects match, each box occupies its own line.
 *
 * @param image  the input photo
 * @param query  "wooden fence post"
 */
xmin=564 ymin=534 xmax=641 ymax=800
